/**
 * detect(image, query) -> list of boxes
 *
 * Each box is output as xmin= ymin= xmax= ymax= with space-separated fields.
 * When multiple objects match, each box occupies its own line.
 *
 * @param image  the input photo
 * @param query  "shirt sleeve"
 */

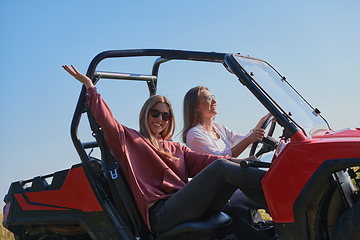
xmin=217 ymin=123 xmax=253 ymax=148
xmin=86 ymin=87 xmax=126 ymax=150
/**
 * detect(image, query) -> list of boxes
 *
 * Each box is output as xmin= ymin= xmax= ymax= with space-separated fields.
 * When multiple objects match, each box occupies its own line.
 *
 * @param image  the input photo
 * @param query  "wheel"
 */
xmin=331 ymin=200 xmax=360 ymax=240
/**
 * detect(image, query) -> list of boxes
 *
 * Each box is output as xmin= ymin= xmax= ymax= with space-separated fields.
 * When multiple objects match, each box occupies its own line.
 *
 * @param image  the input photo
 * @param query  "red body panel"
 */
xmin=14 ymin=167 xmax=103 ymax=212
xmin=262 ymin=130 xmax=360 ymax=223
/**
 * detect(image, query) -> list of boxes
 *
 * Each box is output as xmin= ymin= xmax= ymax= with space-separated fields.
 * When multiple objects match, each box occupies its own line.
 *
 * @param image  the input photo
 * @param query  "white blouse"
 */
xmin=186 ymin=122 xmax=253 ymax=157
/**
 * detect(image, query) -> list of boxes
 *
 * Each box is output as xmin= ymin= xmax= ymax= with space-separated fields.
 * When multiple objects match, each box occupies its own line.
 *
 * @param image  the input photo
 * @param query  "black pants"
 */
xmin=149 ymin=159 xmax=266 ymax=233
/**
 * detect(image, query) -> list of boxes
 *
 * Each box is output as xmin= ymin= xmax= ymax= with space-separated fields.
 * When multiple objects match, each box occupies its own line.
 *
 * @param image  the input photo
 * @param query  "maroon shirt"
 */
xmin=87 ymin=87 xmax=229 ymax=230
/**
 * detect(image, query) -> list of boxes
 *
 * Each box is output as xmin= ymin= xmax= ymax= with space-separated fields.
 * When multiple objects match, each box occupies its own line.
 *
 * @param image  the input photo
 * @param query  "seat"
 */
xmin=156 ymin=212 xmax=232 ymax=240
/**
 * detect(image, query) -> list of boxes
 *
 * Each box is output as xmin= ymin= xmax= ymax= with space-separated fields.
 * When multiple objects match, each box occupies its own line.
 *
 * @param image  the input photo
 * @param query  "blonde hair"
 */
xmin=181 ymin=86 xmax=209 ymax=143
xmin=139 ymin=95 xmax=176 ymax=156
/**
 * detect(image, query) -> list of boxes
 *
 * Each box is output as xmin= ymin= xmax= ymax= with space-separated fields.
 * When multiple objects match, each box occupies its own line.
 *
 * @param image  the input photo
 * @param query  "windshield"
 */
xmin=233 ymin=54 xmax=329 ymax=137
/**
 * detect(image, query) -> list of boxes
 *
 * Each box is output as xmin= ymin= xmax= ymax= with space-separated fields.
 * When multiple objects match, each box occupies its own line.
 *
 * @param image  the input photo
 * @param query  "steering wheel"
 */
xmin=249 ymin=115 xmax=278 ymax=158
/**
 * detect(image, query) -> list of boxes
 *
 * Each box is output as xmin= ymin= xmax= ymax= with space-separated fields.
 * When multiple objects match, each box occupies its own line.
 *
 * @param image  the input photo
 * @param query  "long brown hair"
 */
xmin=139 ymin=95 xmax=176 ymax=149
xmin=181 ymin=86 xmax=209 ymax=143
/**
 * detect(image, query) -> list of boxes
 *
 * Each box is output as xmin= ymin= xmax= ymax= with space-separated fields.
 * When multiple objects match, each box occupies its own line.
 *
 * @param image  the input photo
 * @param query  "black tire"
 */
xmin=331 ymin=200 xmax=360 ymax=240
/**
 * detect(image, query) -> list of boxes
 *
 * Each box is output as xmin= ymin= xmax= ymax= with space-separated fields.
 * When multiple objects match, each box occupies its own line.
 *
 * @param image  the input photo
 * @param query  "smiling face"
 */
xmin=147 ymin=102 xmax=171 ymax=137
xmin=197 ymin=89 xmax=218 ymax=120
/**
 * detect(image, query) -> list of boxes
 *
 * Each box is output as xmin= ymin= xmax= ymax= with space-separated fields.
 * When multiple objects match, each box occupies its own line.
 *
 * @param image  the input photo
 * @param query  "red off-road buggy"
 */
xmin=3 ymin=49 xmax=360 ymax=240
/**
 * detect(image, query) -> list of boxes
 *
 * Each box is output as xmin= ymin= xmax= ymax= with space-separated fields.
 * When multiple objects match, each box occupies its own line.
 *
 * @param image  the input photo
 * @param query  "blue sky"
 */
xmin=1 ymin=1 xmax=359 ymax=209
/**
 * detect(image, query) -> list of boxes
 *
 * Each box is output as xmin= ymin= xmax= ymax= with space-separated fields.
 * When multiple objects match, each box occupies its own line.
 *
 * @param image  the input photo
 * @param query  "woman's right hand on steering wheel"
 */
xmin=247 ymin=128 xmax=266 ymax=143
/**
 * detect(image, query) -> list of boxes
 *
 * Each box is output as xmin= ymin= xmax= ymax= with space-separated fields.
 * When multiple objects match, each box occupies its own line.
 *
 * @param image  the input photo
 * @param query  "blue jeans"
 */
xmin=149 ymin=159 xmax=266 ymax=233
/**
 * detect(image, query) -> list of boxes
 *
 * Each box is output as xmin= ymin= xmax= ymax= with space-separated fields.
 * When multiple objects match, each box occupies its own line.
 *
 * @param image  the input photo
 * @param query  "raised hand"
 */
xmin=62 ymin=65 xmax=94 ymax=89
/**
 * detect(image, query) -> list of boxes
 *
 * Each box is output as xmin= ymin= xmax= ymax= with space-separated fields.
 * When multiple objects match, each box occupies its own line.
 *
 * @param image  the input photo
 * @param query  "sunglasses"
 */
xmin=149 ymin=108 xmax=172 ymax=121
xmin=200 ymin=94 xmax=216 ymax=102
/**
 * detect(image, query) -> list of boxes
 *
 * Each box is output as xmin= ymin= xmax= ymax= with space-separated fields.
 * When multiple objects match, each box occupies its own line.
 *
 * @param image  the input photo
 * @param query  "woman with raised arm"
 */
xmin=63 ymin=65 xmax=267 ymax=234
